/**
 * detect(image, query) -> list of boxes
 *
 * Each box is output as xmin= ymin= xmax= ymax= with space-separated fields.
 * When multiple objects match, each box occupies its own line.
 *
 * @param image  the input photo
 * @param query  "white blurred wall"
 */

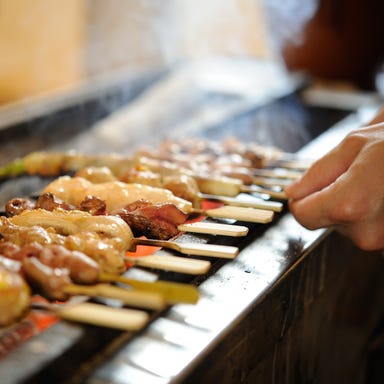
xmin=0 ymin=0 xmax=274 ymax=103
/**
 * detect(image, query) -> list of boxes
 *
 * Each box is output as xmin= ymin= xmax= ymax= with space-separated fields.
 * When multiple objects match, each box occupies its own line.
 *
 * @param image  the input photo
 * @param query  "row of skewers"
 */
xmin=0 ymin=137 xmax=311 ymax=333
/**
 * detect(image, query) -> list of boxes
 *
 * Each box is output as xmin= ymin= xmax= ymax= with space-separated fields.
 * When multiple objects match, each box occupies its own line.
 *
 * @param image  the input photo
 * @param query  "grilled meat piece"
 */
xmin=0 ymin=266 xmax=31 ymax=326
xmin=22 ymin=257 xmax=71 ymax=301
xmin=116 ymin=199 xmax=188 ymax=240
xmin=5 ymin=197 xmax=35 ymax=217
xmin=36 ymin=192 xmax=75 ymax=211
xmin=79 ymin=195 xmax=107 ymax=216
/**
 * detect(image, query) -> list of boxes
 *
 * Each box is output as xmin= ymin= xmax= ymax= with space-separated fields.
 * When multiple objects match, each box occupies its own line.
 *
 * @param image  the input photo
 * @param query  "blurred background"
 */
xmin=0 ymin=0 xmax=274 ymax=104
xmin=0 ymin=0 xmax=383 ymax=153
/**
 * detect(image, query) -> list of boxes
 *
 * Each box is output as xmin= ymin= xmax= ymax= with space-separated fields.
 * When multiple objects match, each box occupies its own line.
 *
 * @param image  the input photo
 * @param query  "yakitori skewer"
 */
xmin=2 ymin=194 xmax=251 ymax=238
xmin=8 ymin=208 xmax=239 ymax=259
xmin=2 ymin=210 xmax=212 ymax=276
xmin=149 ymin=136 xmax=314 ymax=170
xmin=138 ymin=156 xmax=287 ymax=200
xmin=0 ymin=242 xmax=200 ymax=306
xmin=0 ymin=255 xmax=157 ymax=329
xmin=0 ymin=149 xmax=291 ymax=204
xmin=41 ymin=176 xmax=275 ymax=223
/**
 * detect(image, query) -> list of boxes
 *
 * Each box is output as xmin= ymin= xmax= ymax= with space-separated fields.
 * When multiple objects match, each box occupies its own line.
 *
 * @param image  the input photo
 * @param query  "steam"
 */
xmin=262 ymin=0 xmax=319 ymax=50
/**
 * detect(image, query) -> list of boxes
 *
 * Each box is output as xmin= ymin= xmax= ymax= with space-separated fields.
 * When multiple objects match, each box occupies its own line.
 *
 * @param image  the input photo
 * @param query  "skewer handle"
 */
xmin=266 ymin=158 xmax=313 ymax=170
xmin=125 ymin=254 xmax=211 ymax=275
xmin=252 ymin=176 xmax=291 ymax=189
xmin=54 ymin=302 xmax=149 ymax=331
xmin=178 ymin=222 xmax=249 ymax=236
xmin=202 ymin=206 xmax=274 ymax=223
xmin=252 ymin=168 xmax=303 ymax=179
xmin=64 ymin=284 xmax=166 ymax=310
xmin=172 ymin=243 xmax=239 ymax=259
xmin=133 ymin=238 xmax=238 ymax=259
xmin=241 ymin=186 xmax=287 ymax=200
xmin=100 ymin=273 xmax=200 ymax=304
xmin=199 ymin=193 xmax=283 ymax=212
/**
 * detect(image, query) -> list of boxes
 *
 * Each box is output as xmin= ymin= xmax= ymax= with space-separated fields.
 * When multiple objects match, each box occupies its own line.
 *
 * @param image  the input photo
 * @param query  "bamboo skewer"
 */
xmin=241 ymin=186 xmax=287 ymax=200
xmin=252 ymin=168 xmax=303 ymax=180
xmin=192 ymin=205 xmax=274 ymax=223
xmin=54 ymin=302 xmax=149 ymax=331
xmin=178 ymin=222 xmax=249 ymax=237
xmin=100 ymin=273 xmax=200 ymax=304
xmin=125 ymin=254 xmax=211 ymax=275
xmin=184 ymin=172 xmax=287 ymax=200
xmin=31 ymin=296 xmax=150 ymax=331
xmin=132 ymin=238 xmax=239 ymax=259
xmin=198 ymin=193 xmax=283 ymax=212
xmin=63 ymin=283 xmax=166 ymax=310
xmin=265 ymin=158 xmax=313 ymax=171
xmin=252 ymin=176 xmax=292 ymax=189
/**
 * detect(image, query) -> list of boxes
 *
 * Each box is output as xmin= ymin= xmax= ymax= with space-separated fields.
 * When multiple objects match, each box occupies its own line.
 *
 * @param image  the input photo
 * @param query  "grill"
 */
xmin=1 ymin=62 xmax=383 ymax=384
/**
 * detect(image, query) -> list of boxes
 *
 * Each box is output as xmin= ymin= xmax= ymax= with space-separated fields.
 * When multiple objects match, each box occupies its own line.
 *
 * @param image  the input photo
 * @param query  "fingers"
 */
xmin=286 ymin=109 xmax=384 ymax=251
xmin=289 ymin=147 xmax=384 ymax=234
xmin=288 ymin=182 xmax=338 ymax=229
xmin=285 ymin=132 xmax=365 ymax=200
xmin=288 ymin=173 xmax=363 ymax=230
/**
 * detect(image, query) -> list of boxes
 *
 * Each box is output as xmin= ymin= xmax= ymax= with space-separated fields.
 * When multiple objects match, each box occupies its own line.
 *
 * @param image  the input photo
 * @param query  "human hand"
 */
xmin=285 ymin=119 xmax=384 ymax=251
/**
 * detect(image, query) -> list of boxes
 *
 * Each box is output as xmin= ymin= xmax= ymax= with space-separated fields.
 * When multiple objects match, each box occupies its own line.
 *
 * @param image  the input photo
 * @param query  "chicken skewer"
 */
xmin=0 ymin=212 xmax=212 ymax=276
xmin=0 ymin=239 xmax=199 ymax=306
xmin=0 ymin=244 xmax=164 ymax=310
xmin=41 ymin=176 xmax=275 ymax=224
xmin=0 ymin=214 xmax=201 ymax=302
xmin=3 ymin=199 xmax=249 ymax=239
xmin=0 ymin=136 xmax=311 ymax=180
xmin=7 ymin=208 xmax=239 ymax=259
xmin=116 ymin=163 xmax=285 ymax=209
xmin=151 ymin=136 xmax=313 ymax=168
xmin=80 ymin=164 xmax=282 ymax=214
xmin=0 ymin=150 xmax=290 ymax=204
xmin=0 ymin=246 xmax=199 ymax=330
xmin=0 ymin=253 xmax=151 ymax=330
xmin=137 ymin=156 xmax=288 ymax=200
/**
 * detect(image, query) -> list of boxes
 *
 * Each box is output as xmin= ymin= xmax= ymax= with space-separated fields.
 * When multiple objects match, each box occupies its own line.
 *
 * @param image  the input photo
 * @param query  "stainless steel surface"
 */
xmin=88 ymin=216 xmax=326 ymax=383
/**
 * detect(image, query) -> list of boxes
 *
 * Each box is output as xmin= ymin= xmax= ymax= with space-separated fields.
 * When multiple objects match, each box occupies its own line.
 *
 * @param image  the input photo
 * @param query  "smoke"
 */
xmin=262 ymin=0 xmax=319 ymax=51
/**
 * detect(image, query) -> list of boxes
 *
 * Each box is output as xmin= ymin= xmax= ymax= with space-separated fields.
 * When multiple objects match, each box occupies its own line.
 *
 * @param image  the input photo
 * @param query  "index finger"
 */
xmin=285 ymin=133 xmax=364 ymax=200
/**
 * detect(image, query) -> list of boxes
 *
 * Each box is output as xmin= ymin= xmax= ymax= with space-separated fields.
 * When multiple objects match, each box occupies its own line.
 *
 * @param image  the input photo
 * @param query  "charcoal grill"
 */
xmin=1 ymin=62 xmax=383 ymax=384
